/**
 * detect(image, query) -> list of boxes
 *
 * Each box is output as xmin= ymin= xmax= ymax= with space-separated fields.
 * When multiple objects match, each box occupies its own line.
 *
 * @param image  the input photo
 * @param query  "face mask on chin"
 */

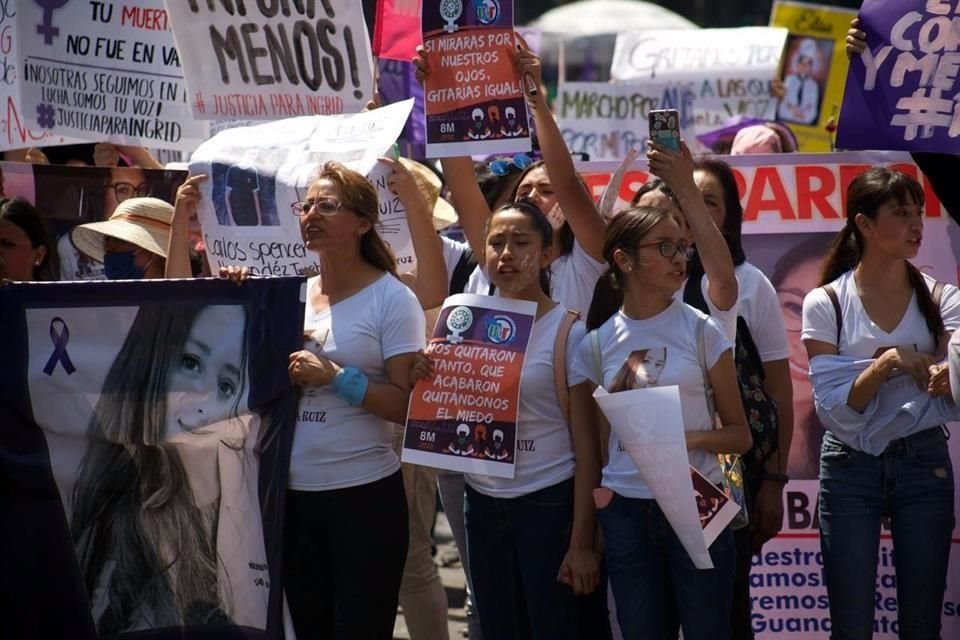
xmin=103 ymin=250 xmax=149 ymax=280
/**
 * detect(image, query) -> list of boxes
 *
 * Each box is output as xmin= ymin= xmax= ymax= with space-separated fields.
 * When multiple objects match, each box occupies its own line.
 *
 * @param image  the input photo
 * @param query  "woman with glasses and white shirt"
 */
xmin=225 ymin=162 xmax=425 ymax=639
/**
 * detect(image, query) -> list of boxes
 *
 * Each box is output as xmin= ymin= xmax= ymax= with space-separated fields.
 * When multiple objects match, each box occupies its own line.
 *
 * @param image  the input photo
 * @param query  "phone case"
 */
xmin=649 ymin=109 xmax=681 ymax=151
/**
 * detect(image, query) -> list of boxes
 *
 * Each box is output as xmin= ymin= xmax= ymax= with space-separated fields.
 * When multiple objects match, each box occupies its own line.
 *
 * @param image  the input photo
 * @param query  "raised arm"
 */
xmin=165 ymin=174 xmax=206 ymax=279
xmin=514 ymin=43 xmax=606 ymax=261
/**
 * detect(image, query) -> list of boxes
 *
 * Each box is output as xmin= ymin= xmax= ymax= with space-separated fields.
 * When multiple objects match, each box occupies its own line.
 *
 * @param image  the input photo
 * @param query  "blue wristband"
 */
xmin=331 ymin=367 xmax=368 ymax=407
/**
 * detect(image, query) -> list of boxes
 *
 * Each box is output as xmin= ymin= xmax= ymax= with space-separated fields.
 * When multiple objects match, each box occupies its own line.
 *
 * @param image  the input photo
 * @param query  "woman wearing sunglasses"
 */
xmin=221 ymin=162 xmax=426 ymax=639
xmin=573 ymin=205 xmax=751 ymax=640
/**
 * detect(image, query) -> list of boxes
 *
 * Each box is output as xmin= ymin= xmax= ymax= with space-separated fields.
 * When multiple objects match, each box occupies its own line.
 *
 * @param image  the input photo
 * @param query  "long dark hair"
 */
xmin=586 ymin=206 xmax=673 ymax=330
xmin=0 ymin=197 xmax=58 ymax=280
xmin=314 ymin=162 xmax=398 ymax=277
xmin=693 ymin=158 xmax=747 ymax=266
xmin=485 ymin=199 xmax=553 ymax=295
xmin=70 ymin=303 xmax=248 ymax=634
xmin=818 ymin=167 xmax=942 ymax=342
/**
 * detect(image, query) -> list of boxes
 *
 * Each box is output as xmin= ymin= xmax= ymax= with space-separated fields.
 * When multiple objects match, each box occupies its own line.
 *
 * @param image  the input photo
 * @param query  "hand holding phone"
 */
xmin=648 ymin=109 xmax=681 ymax=152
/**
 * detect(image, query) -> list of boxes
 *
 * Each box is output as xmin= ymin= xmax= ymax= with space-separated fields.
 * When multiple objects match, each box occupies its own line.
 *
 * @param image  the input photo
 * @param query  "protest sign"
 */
xmin=0 ymin=277 xmax=303 ymax=639
xmin=374 ymin=0 xmax=423 ymax=62
xmin=556 ymin=81 xmax=695 ymax=161
xmin=165 ymin=0 xmax=372 ymax=120
xmin=403 ymin=294 xmax=536 ymax=478
xmin=16 ymin=1 xmax=207 ymax=151
xmin=575 ymin=150 xmax=949 ymax=234
xmin=0 ymin=162 xmax=187 ymax=281
xmin=770 ymin=1 xmax=857 ymax=152
xmin=190 ymin=100 xmax=413 ymax=276
xmin=421 ymin=0 xmax=531 ymax=156
xmin=593 ymin=385 xmax=713 ymax=568
xmin=837 ymin=0 xmax=960 ymax=153
xmin=610 ymin=28 xmax=788 ymax=135
xmin=368 ymin=160 xmax=418 ymax=271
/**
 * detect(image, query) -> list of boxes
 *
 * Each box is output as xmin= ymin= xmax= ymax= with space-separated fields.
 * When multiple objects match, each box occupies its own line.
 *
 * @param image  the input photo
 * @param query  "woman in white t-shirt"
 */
xmin=423 ymin=200 xmax=605 ymax=639
xmin=283 ymin=162 xmax=426 ymax=639
xmin=801 ymin=167 xmax=958 ymax=640
xmin=571 ymin=206 xmax=752 ymax=640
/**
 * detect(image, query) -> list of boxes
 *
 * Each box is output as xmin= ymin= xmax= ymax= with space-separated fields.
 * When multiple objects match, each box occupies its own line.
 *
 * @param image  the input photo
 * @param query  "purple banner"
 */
xmin=837 ymin=0 xmax=960 ymax=153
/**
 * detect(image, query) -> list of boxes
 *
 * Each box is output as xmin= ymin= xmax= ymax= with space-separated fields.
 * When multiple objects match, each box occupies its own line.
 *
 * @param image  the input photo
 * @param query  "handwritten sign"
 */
xmin=403 ymin=294 xmax=536 ymax=479
xmin=610 ymin=28 xmax=788 ymax=133
xmin=421 ymin=0 xmax=531 ymax=156
xmin=368 ymin=161 xmax=417 ymax=271
xmin=770 ymin=1 xmax=857 ymax=152
xmin=16 ymin=0 xmax=206 ymax=151
xmin=165 ymin=0 xmax=372 ymax=120
xmin=837 ymin=0 xmax=960 ymax=153
xmin=556 ymin=81 xmax=695 ymax=160
xmin=189 ymin=100 xmax=413 ymax=277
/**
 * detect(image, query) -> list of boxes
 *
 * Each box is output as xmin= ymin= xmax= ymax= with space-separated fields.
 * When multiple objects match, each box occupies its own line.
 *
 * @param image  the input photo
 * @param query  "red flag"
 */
xmin=373 ymin=0 xmax=423 ymax=62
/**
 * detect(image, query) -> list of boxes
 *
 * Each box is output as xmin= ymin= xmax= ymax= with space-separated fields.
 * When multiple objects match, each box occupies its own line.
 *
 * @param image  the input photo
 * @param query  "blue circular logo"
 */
xmin=475 ymin=0 xmax=501 ymax=25
xmin=485 ymin=314 xmax=516 ymax=344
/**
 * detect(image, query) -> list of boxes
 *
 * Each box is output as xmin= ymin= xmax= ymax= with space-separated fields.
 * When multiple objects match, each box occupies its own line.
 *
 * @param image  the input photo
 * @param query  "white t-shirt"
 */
xmin=570 ymin=300 xmax=732 ymax=498
xmin=289 ymin=274 xmax=426 ymax=491
xmin=57 ymin=234 xmax=105 ymax=281
xmin=675 ymin=275 xmax=738 ymax=344
xmin=442 ymin=237 xmax=607 ymax=315
xmin=801 ymin=271 xmax=960 ymax=358
xmin=466 ymin=305 xmax=583 ymax=498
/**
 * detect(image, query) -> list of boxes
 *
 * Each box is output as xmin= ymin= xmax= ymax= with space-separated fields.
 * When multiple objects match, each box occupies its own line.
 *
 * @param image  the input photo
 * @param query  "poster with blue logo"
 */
xmin=421 ymin=0 xmax=532 ymax=157
xmin=0 ymin=278 xmax=304 ymax=639
xmin=402 ymin=293 xmax=536 ymax=478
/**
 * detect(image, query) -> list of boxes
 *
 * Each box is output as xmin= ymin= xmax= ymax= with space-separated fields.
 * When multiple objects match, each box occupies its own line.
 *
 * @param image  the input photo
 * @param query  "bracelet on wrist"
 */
xmin=331 ymin=367 xmax=368 ymax=407
xmin=759 ymin=472 xmax=790 ymax=485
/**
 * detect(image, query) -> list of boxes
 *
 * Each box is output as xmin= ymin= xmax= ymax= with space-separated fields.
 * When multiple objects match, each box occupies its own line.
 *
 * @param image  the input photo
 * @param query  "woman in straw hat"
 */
xmin=70 ymin=196 xmax=173 ymax=280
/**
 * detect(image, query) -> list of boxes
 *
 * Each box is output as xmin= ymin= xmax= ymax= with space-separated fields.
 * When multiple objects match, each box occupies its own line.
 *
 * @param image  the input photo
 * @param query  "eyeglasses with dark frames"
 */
xmin=291 ymin=198 xmax=343 ymax=216
xmin=635 ymin=240 xmax=695 ymax=261
xmin=107 ymin=182 xmax=151 ymax=202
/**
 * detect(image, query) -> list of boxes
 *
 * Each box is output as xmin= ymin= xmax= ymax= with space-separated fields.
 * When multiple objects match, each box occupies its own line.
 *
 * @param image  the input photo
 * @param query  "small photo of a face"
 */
xmin=610 ymin=347 xmax=668 ymax=392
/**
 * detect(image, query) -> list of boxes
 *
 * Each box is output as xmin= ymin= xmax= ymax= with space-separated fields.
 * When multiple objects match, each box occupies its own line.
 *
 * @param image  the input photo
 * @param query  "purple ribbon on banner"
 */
xmin=42 ymin=317 xmax=76 ymax=376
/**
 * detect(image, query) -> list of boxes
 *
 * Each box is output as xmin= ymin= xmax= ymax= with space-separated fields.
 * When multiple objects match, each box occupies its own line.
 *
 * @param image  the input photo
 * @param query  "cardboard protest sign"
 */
xmin=421 ymin=0 xmax=531 ymax=156
xmin=165 ymin=0 xmax=373 ymax=120
xmin=374 ymin=0 xmax=424 ymax=62
xmin=0 ymin=277 xmax=303 ymax=639
xmin=837 ymin=0 xmax=960 ymax=153
xmin=556 ymin=81 xmax=695 ymax=161
xmin=770 ymin=1 xmax=857 ymax=152
xmin=189 ymin=100 xmax=413 ymax=276
xmin=574 ymin=150 xmax=949 ymax=234
xmin=0 ymin=162 xmax=187 ymax=281
xmin=610 ymin=28 xmax=788 ymax=134
xmin=593 ymin=385 xmax=714 ymax=568
xmin=403 ymin=294 xmax=536 ymax=478
xmin=15 ymin=1 xmax=207 ymax=151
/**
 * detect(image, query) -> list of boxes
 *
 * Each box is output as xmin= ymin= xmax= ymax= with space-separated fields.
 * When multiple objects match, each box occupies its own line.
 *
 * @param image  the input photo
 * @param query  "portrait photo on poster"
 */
xmin=33 ymin=301 xmax=271 ymax=635
xmin=777 ymin=35 xmax=833 ymax=126
xmin=211 ymin=163 xmax=279 ymax=227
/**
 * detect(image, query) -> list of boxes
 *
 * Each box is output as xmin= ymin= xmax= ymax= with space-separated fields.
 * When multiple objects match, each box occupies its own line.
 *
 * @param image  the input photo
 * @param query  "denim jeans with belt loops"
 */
xmin=819 ymin=427 xmax=955 ymax=640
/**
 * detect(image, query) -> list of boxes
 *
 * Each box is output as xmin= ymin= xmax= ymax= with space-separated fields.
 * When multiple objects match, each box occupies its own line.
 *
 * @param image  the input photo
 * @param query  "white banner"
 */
xmin=16 ymin=1 xmax=207 ymax=151
xmin=556 ymin=81 xmax=695 ymax=161
xmin=610 ymin=28 xmax=788 ymax=132
xmin=190 ymin=100 xmax=413 ymax=277
xmin=165 ymin=0 xmax=373 ymax=120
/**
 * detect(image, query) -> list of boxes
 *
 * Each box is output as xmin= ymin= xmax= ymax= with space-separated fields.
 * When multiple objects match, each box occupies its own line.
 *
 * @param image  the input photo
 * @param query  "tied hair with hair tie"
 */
xmin=485 ymin=198 xmax=554 ymax=296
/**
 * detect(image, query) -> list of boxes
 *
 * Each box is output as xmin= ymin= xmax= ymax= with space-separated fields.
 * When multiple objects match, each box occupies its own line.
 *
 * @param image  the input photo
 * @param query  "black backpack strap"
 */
xmin=822 ymin=284 xmax=842 ymax=344
xmin=449 ymin=248 xmax=477 ymax=296
xmin=488 ymin=282 xmax=496 ymax=296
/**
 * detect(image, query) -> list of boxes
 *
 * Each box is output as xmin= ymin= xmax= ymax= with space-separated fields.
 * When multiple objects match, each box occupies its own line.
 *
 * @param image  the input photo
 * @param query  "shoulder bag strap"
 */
xmin=552 ymin=310 xmax=580 ymax=427
xmin=823 ymin=284 xmax=842 ymax=345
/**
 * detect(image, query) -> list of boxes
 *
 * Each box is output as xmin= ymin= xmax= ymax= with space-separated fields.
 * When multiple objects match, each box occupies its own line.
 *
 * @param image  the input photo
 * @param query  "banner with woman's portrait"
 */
xmin=577 ymin=151 xmax=960 ymax=639
xmin=0 ymin=277 xmax=304 ymax=639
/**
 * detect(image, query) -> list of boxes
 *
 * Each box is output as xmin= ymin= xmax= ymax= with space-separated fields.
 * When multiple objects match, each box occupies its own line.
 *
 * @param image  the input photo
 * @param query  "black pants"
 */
xmin=283 ymin=471 xmax=408 ymax=640
xmin=729 ymin=475 xmax=763 ymax=640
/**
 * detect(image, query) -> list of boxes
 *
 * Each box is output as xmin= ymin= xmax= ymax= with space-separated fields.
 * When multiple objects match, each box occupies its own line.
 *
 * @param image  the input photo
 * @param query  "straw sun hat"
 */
xmin=398 ymin=158 xmax=457 ymax=231
xmin=71 ymin=197 xmax=174 ymax=262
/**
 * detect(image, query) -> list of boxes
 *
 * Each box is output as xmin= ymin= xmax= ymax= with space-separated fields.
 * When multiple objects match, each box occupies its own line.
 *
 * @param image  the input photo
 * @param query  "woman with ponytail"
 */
xmin=801 ymin=167 xmax=959 ymax=640
xmin=281 ymin=162 xmax=425 ymax=638
xmin=572 ymin=207 xmax=752 ymax=640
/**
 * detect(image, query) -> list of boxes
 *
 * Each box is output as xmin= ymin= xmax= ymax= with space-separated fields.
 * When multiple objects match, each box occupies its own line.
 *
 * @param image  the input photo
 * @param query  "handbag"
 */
xmin=695 ymin=315 xmax=750 ymax=530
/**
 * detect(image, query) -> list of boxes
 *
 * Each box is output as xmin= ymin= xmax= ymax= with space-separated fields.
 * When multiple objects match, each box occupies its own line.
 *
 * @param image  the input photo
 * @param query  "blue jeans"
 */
xmin=465 ymin=479 xmax=586 ymax=640
xmin=599 ymin=493 xmax=736 ymax=640
xmin=819 ymin=428 xmax=954 ymax=640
